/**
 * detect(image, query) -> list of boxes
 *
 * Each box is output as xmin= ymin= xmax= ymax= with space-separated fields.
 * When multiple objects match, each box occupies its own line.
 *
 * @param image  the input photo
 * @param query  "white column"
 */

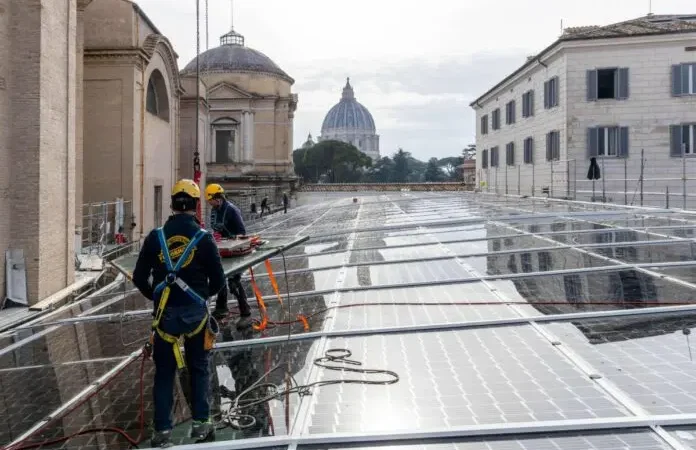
xmin=247 ymin=112 xmax=255 ymax=161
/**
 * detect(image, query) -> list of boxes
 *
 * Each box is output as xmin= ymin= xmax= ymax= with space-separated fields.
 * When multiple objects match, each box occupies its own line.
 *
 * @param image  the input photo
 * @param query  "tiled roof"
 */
xmin=471 ymin=14 xmax=696 ymax=106
xmin=561 ymin=16 xmax=696 ymax=40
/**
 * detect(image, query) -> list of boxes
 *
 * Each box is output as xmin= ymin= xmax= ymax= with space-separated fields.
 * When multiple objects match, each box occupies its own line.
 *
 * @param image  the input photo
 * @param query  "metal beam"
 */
xmin=135 ymin=414 xmax=696 ymax=450
xmin=211 ymin=296 xmax=696 ymax=351
xmin=250 ymin=238 xmax=687 ymax=279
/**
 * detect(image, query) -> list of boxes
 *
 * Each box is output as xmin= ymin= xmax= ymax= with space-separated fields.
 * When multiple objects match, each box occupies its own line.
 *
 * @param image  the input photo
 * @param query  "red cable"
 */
xmin=4 ymin=351 xmax=148 ymax=450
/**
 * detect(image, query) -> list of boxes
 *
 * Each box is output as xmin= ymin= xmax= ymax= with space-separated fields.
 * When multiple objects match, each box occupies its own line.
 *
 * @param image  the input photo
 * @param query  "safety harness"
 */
xmin=152 ymin=227 xmax=209 ymax=369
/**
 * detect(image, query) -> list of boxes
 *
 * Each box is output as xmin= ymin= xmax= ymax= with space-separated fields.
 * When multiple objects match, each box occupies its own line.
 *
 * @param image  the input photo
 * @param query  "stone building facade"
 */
xmin=180 ymin=28 xmax=298 ymax=215
xmin=0 ymin=0 xmax=184 ymax=305
xmin=472 ymin=15 xmax=696 ymax=204
xmin=0 ymin=0 xmax=85 ymax=303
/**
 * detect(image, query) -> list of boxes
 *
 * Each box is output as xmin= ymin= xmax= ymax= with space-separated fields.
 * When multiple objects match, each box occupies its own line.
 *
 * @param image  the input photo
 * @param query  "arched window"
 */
xmin=145 ymin=69 xmax=170 ymax=122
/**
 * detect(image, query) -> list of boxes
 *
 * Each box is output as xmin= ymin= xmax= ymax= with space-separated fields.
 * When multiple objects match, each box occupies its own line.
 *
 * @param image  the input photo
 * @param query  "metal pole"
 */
xmin=683 ymin=143 xmax=687 ymax=210
xmin=566 ymin=160 xmax=570 ymax=199
xmin=505 ymin=165 xmax=508 ymax=195
xmin=532 ymin=161 xmax=535 ymax=196
xmin=666 ymin=185 xmax=670 ymax=209
xmin=640 ymin=149 xmax=645 ymax=207
xmin=592 ymin=180 xmax=595 ymax=202
xmin=195 ymin=0 xmax=200 ymax=174
xmin=624 ymin=157 xmax=628 ymax=205
xmin=517 ymin=165 xmax=520 ymax=195
xmin=601 ymin=155 xmax=606 ymax=203
xmin=550 ymin=159 xmax=554 ymax=198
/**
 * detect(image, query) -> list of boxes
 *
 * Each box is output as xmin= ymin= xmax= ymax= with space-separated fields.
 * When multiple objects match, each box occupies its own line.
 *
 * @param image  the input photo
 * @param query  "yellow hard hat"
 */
xmin=205 ymin=183 xmax=225 ymax=201
xmin=171 ymin=179 xmax=201 ymax=199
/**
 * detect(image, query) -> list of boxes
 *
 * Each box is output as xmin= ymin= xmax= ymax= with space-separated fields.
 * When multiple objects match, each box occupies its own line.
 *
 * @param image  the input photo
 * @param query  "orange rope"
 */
xmin=248 ymin=268 xmax=268 ymax=331
xmin=265 ymin=260 xmax=285 ymax=309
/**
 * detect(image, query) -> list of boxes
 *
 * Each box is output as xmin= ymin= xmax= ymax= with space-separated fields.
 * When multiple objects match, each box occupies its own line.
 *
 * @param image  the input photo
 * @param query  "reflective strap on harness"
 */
xmin=151 ymin=227 xmax=210 ymax=369
xmin=155 ymin=316 xmax=208 ymax=369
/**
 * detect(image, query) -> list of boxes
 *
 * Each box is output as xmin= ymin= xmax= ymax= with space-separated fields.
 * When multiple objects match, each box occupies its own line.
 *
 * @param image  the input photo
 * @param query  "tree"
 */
xmin=462 ymin=144 xmax=476 ymax=160
xmin=424 ymin=158 xmax=445 ymax=182
xmin=437 ymin=156 xmax=463 ymax=180
xmin=293 ymin=140 xmax=371 ymax=183
xmin=392 ymin=148 xmax=412 ymax=182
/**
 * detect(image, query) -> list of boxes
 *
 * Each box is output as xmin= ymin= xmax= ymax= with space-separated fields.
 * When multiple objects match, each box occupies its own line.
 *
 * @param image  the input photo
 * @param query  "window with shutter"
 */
xmin=587 ymin=68 xmax=630 ymax=100
xmin=492 ymin=109 xmax=500 ymax=130
xmin=481 ymin=115 xmax=488 ymax=135
xmin=671 ymin=124 xmax=695 ymax=156
xmin=506 ymin=142 xmax=515 ymax=166
xmin=672 ymin=64 xmax=696 ymax=96
xmin=587 ymin=126 xmax=629 ymax=157
xmin=482 ymin=149 xmax=489 ymax=168
xmin=546 ymin=131 xmax=560 ymax=161
xmin=545 ymin=77 xmax=559 ymax=108
xmin=523 ymin=137 xmax=533 ymax=164
xmin=491 ymin=147 xmax=499 ymax=167
xmin=522 ymin=91 xmax=534 ymax=118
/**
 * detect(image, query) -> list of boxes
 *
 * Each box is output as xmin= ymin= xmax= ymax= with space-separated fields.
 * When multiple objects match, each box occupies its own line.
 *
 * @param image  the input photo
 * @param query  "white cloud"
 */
xmin=134 ymin=0 xmax=696 ymax=159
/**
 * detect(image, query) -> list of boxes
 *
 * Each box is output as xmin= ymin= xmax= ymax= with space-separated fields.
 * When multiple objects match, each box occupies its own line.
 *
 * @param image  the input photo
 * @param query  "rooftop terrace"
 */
xmin=4 ymin=192 xmax=696 ymax=450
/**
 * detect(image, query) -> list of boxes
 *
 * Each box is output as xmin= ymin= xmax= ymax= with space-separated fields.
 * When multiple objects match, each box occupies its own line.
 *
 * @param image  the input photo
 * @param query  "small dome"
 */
xmin=321 ymin=78 xmax=376 ymax=133
xmin=181 ymin=29 xmax=293 ymax=83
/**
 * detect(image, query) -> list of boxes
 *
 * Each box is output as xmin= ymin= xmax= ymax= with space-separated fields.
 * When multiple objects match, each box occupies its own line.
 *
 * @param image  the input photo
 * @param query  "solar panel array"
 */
xmin=3 ymin=192 xmax=696 ymax=449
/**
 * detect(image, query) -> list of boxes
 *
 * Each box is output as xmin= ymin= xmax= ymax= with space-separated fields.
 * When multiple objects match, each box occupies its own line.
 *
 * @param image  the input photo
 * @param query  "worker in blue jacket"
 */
xmin=133 ymin=179 xmax=225 ymax=447
xmin=205 ymin=183 xmax=253 ymax=329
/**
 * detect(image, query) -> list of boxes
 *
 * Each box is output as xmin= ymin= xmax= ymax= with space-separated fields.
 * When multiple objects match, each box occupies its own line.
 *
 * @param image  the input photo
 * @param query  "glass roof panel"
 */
xmin=331 ymin=283 xmax=518 ymax=330
xmin=543 ymin=310 xmax=696 ymax=415
xmin=342 ymin=260 xmax=474 ymax=289
xmin=303 ymin=327 xmax=630 ymax=435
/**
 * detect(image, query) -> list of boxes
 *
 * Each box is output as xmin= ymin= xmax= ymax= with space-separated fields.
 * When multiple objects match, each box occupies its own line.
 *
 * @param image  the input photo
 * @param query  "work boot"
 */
xmin=236 ymin=315 xmax=253 ymax=330
xmin=212 ymin=307 xmax=229 ymax=321
xmin=191 ymin=420 xmax=215 ymax=443
xmin=150 ymin=430 xmax=173 ymax=448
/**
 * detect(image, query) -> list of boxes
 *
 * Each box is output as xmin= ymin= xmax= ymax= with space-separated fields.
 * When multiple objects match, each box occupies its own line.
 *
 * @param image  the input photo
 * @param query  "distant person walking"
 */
xmin=260 ymin=196 xmax=270 ymax=217
xmin=282 ymin=193 xmax=289 ymax=214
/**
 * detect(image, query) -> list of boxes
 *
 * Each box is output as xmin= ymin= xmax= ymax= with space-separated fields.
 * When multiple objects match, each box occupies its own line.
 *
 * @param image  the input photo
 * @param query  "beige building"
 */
xmin=179 ymin=27 xmax=299 ymax=214
xmin=0 ymin=0 xmax=183 ymax=306
xmin=83 ymin=0 xmax=181 ymax=240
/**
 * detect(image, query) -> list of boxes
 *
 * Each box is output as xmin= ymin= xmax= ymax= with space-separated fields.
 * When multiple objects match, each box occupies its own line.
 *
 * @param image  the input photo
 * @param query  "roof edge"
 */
xmin=469 ymin=28 xmax=696 ymax=108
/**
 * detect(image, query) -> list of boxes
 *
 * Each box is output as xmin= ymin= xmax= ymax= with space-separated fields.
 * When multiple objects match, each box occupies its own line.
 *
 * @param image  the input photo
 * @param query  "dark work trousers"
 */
xmin=215 ymin=274 xmax=251 ymax=317
xmin=153 ymin=330 xmax=210 ymax=431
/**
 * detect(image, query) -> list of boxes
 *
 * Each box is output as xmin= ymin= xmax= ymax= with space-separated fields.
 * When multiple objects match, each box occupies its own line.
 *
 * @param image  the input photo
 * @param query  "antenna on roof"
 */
xmin=230 ymin=0 xmax=235 ymax=30
xmin=648 ymin=0 xmax=653 ymax=15
xmin=560 ymin=19 xmax=564 ymax=35
xmin=205 ymin=0 xmax=209 ymax=50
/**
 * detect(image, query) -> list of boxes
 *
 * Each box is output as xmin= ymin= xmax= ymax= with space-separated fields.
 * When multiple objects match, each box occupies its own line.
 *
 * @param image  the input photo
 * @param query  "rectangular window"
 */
xmin=522 ymin=90 xmax=535 ymax=117
xmin=505 ymin=100 xmax=516 ymax=125
xmin=506 ymin=142 xmax=515 ymax=166
xmin=481 ymin=115 xmax=489 ymax=134
xmin=587 ymin=68 xmax=629 ymax=101
xmin=154 ymin=185 xmax=163 ymax=228
xmin=543 ymin=76 xmax=559 ymax=109
xmin=490 ymin=146 xmax=499 ymax=167
xmin=545 ymin=130 xmax=560 ymax=161
xmin=670 ymin=124 xmax=696 ymax=156
xmin=491 ymin=109 xmax=501 ymax=130
xmin=672 ymin=63 xmax=696 ymax=96
xmin=587 ymin=126 xmax=629 ymax=158
xmin=538 ymin=252 xmax=552 ymax=271
xmin=481 ymin=149 xmax=489 ymax=168
xmin=520 ymin=253 xmax=533 ymax=273
xmin=215 ymin=129 xmax=236 ymax=163
xmin=523 ymin=137 xmax=534 ymax=164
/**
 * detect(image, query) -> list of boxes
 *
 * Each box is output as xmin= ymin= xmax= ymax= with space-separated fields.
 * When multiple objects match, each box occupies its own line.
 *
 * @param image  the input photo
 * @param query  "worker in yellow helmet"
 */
xmin=204 ymin=183 xmax=252 ymax=329
xmin=132 ymin=179 xmax=225 ymax=447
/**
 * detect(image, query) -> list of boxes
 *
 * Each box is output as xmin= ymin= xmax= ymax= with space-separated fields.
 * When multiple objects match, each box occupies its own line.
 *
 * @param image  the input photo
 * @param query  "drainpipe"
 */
xmin=538 ymin=57 xmax=547 ymax=68
xmin=65 ymin=0 xmax=73 ymax=285
xmin=138 ymin=19 xmax=146 ymax=238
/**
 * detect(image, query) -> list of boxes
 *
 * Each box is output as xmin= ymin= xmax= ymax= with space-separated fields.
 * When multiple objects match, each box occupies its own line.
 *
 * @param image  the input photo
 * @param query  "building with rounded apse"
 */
xmin=320 ymin=78 xmax=379 ymax=161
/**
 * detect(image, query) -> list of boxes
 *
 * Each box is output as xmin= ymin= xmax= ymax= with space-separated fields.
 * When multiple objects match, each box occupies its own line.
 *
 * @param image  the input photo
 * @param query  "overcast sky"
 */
xmin=137 ymin=0 xmax=694 ymax=160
